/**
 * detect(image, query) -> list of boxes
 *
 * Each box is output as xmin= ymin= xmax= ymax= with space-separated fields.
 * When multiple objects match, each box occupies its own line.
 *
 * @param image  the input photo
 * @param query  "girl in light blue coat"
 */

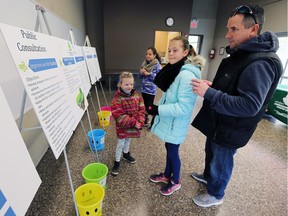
xmin=147 ymin=37 xmax=205 ymax=196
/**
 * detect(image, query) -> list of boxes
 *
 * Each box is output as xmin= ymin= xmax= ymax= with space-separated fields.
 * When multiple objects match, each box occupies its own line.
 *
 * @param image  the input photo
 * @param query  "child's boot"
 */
xmin=123 ymin=152 xmax=136 ymax=164
xmin=111 ymin=161 xmax=120 ymax=176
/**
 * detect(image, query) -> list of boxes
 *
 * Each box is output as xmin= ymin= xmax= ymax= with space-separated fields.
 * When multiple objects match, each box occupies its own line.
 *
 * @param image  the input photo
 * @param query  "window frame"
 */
xmin=188 ymin=34 xmax=204 ymax=55
xmin=275 ymin=32 xmax=288 ymax=85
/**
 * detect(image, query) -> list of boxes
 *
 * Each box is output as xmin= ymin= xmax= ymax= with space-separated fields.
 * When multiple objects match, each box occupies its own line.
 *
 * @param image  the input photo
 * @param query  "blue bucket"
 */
xmin=88 ymin=129 xmax=106 ymax=151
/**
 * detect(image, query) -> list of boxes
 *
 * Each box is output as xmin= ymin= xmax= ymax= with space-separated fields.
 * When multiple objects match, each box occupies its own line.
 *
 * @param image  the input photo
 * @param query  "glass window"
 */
xmin=276 ymin=33 xmax=288 ymax=85
xmin=188 ymin=35 xmax=203 ymax=54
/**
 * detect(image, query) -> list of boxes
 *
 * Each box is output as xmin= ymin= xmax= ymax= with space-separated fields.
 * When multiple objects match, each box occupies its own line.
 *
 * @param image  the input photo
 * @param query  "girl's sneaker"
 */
xmin=160 ymin=180 xmax=181 ymax=196
xmin=149 ymin=173 xmax=169 ymax=184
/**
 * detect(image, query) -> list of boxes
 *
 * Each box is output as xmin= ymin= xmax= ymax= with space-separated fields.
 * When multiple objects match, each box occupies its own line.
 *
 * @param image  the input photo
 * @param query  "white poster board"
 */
xmin=0 ymin=23 xmax=87 ymax=159
xmin=0 ymin=86 xmax=41 ymax=216
xmin=73 ymin=45 xmax=91 ymax=97
xmin=59 ymin=41 xmax=89 ymax=131
xmin=82 ymin=46 xmax=102 ymax=83
xmin=93 ymin=48 xmax=102 ymax=81
xmin=0 ymin=0 xmax=86 ymax=118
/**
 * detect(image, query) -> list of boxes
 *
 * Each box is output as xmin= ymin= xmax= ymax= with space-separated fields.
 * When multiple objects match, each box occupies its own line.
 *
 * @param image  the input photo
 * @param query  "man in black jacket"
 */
xmin=191 ymin=3 xmax=283 ymax=207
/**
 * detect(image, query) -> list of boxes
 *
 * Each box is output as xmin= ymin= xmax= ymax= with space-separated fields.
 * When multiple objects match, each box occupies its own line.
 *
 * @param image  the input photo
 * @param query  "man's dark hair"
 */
xmin=230 ymin=3 xmax=265 ymax=34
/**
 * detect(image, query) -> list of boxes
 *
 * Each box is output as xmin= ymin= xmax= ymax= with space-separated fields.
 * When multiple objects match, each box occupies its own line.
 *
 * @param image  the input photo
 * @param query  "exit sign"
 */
xmin=190 ymin=19 xmax=198 ymax=28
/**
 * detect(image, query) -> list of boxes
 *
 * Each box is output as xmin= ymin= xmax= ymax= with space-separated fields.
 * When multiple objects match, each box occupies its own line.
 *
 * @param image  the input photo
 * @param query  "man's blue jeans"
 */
xmin=203 ymin=139 xmax=237 ymax=199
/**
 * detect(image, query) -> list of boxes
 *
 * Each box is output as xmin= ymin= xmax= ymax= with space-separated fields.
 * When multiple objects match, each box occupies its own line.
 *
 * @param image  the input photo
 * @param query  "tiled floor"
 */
xmin=25 ymin=88 xmax=287 ymax=216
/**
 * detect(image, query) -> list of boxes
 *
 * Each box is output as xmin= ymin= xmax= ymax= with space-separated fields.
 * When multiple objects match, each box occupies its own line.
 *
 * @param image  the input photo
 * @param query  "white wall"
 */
xmin=0 ymin=0 xmax=86 ymax=165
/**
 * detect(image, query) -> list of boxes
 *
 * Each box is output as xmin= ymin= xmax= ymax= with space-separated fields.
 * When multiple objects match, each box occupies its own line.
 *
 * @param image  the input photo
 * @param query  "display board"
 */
xmin=267 ymin=84 xmax=288 ymax=124
xmin=0 ymin=86 xmax=41 ymax=216
xmin=83 ymin=46 xmax=102 ymax=83
xmin=74 ymin=45 xmax=92 ymax=97
xmin=0 ymin=0 xmax=85 ymax=118
xmin=0 ymin=23 xmax=89 ymax=159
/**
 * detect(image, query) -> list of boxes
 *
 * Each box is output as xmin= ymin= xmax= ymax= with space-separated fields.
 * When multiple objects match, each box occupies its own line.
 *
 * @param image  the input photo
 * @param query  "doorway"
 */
xmin=154 ymin=31 xmax=181 ymax=64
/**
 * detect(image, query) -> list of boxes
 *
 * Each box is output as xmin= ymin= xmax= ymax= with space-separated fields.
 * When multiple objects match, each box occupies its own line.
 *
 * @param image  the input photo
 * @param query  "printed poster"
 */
xmin=82 ymin=46 xmax=102 ymax=83
xmin=58 ymin=41 xmax=89 ymax=130
xmin=0 ymin=23 xmax=83 ymax=159
xmin=73 ymin=45 xmax=91 ymax=97
xmin=0 ymin=86 xmax=41 ymax=216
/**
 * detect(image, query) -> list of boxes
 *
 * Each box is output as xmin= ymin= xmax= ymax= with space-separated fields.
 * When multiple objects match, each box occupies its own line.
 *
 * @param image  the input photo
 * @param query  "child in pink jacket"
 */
xmin=111 ymin=71 xmax=146 ymax=176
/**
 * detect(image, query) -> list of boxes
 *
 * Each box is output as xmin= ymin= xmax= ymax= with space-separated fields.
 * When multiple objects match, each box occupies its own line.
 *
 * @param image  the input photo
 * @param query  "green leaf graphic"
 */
xmin=19 ymin=61 xmax=28 ymax=72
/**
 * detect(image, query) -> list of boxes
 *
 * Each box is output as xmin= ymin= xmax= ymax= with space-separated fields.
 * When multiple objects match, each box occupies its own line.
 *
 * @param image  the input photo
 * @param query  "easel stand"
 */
xmin=63 ymin=148 xmax=79 ymax=215
xmin=87 ymin=91 xmax=98 ymax=123
xmin=68 ymin=29 xmax=100 ymax=162
xmin=84 ymin=36 xmax=109 ymax=129
xmin=68 ymin=30 xmax=98 ymax=120
xmin=17 ymin=6 xmax=81 ymax=216
xmin=18 ymin=91 xmax=42 ymax=131
xmin=86 ymin=107 xmax=100 ymax=162
xmin=84 ymin=36 xmax=108 ymax=106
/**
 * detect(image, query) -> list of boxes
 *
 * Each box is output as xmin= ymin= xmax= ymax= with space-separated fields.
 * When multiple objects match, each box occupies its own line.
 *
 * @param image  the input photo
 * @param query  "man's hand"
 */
xmin=191 ymin=79 xmax=211 ymax=97
xmin=202 ymin=80 xmax=212 ymax=86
